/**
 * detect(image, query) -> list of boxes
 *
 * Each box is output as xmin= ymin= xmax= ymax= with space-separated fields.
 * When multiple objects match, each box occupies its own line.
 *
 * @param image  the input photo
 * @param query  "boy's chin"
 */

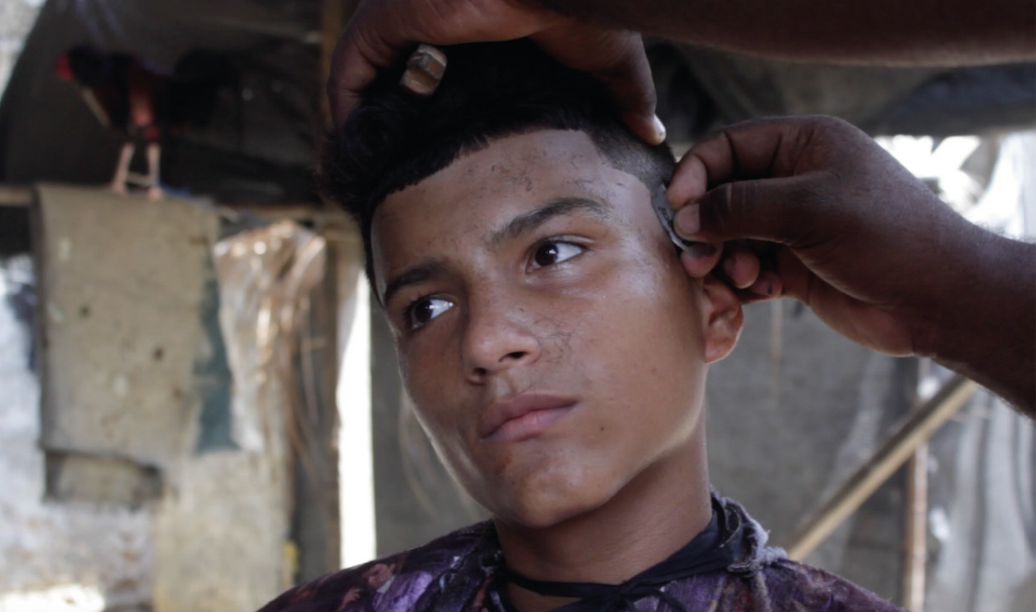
xmin=487 ymin=477 xmax=618 ymax=531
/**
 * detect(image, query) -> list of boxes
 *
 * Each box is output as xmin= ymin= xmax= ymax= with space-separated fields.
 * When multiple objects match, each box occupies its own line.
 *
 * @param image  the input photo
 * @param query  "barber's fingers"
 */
xmin=329 ymin=0 xmax=428 ymax=130
xmin=729 ymin=253 xmax=794 ymax=304
xmin=720 ymin=246 xmax=762 ymax=289
xmin=679 ymin=242 xmax=724 ymax=279
xmin=535 ymin=26 xmax=663 ymax=144
xmin=745 ymin=270 xmax=783 ymax=300
xmin=683 ymin=241 xmax=762 ymax=286
xmin=668 ymin=116 xmax=829 ymax=204
xmin=328 ymin=1 xmax=664 ymax=142
xmin=667 ymin=116 xmax=853 ymax=244
xmin=680 ymin=236 xmax=783 ymax=301
xmin=672 ymin=173 xmax=826 ymax=246
xmin=329 ymin=20 xmax=386 ymax=129
xmin=328 ymin=0 xmax=565 ymax=129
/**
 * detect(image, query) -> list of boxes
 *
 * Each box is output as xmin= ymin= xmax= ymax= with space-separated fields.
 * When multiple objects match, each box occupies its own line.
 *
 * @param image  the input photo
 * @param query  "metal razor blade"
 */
xmin=651 ymin=185 xmax=696 ymax=254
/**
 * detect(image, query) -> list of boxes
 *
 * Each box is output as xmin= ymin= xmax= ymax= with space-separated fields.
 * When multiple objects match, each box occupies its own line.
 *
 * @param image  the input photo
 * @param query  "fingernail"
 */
xmin=687 ymin=243 xmax=716 ymax=258
xmin=651 ymin=115 xmax=666 ymax=145
xmin=675 ymin=204 xmax=700 ymax=236
xmin=399 ymin=44 xmax=447 ymax=97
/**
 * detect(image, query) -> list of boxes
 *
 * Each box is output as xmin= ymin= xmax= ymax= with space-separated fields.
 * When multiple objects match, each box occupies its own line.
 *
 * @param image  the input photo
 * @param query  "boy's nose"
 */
xmin=461 ymin=293 xmax=541 ymax=382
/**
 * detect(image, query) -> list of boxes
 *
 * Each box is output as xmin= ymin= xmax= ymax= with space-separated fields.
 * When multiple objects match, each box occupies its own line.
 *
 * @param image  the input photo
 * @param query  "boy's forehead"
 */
xmin=429 ymin=131 xmax=608 ymax=191
xmin=374 ymin=130 xmax=641 ymax=230
xmin=369 ymin=129 xmax=657 ymax=292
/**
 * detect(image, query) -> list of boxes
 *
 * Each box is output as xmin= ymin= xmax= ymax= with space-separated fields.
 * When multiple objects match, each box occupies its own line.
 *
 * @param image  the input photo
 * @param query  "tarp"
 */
xmin=1 ymin=1 xmax=1032 ymax=206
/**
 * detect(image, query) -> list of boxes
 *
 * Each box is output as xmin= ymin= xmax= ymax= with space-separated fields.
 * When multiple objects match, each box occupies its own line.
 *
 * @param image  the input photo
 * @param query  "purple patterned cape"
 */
xmin=258 ymin=495 xmax=904 ymax=612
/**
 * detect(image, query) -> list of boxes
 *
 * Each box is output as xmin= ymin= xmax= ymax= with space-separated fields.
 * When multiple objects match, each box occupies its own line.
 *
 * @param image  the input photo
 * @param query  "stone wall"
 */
xmin=0 ymin=253 xmax=153 ymax=611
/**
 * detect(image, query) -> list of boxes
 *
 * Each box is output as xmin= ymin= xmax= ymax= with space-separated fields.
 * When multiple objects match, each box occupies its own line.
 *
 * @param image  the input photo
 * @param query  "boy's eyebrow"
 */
xmin=382 ymin=197 xmax=612 ymax=306
xmin=382 ymin=258 xmax=446 ymax=307
xmin=486 ymin=197 xmax=612 ymax=249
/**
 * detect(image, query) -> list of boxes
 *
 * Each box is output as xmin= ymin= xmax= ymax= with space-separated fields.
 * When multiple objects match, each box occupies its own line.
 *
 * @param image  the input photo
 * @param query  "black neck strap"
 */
xmin=500 ymin=497 xmax=751 ymax=612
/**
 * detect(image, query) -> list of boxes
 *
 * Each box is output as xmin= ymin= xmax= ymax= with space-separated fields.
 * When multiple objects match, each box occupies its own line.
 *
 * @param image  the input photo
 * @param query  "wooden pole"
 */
xmin=784 ymin=375 xmax=977 ymax=561
xmin=903 ymin=441 xmax=929 ymax=610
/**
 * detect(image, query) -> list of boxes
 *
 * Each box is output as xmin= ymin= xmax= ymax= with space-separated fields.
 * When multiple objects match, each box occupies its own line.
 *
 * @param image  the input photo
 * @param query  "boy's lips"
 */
xmin=479 ymin=393 xmax=578 ymax=442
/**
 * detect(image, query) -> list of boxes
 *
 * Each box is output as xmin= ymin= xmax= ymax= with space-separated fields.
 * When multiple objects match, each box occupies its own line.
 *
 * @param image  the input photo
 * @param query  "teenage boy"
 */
xmin=259 ymin=41 xmax=903 ymax=612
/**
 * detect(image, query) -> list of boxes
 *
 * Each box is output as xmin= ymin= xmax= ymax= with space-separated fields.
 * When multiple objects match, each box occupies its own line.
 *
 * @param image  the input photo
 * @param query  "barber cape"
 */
xmin=258 ymin=493 xmax=905 ymax=612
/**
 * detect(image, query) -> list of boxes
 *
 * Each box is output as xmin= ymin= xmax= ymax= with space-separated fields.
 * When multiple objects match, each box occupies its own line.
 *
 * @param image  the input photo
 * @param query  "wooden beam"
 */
xmin=217 ymin=201 xmax=344 ymax=223
xmin=2 ymin=184 xmax=344 ymax=224
xmin=290 ymin=232 xmax=344 ymax=582
xmin=0 ymin=185 xmax=33 ymax=207
xmin=784 ymin=375 xmax=977 ymax=561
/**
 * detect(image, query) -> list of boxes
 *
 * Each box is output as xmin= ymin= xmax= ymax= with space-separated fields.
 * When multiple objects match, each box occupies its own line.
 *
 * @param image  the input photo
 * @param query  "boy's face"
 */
xmin=371 ymin=130 xmax=738 ymax=528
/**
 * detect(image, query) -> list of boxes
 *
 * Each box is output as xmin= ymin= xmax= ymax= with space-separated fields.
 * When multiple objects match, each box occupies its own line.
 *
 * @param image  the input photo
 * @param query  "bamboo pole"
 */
xmin=785 ymin=375 xmax=977 ymax=560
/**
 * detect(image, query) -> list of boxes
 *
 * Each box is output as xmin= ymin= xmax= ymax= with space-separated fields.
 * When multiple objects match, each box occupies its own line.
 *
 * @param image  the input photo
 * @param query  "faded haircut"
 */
xmin=321 ymin=39 xmax=675 ymax=283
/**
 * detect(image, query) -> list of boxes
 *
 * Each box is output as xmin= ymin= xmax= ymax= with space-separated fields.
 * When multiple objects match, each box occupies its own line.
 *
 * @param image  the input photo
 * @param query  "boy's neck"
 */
xmin=494 ymin=425 xmax=712 ymax=612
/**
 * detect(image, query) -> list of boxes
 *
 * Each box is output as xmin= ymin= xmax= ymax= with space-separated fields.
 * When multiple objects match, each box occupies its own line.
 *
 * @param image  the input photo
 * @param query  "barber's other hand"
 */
xmin=670 ymin=115 xmax=991 ymax=358
xmin=328 ymin=0 xmax=662 ymax=143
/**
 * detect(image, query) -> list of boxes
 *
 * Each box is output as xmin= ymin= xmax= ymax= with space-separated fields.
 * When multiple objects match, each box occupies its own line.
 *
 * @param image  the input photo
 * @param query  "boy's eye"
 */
xmin=406 ymin=296 xmax=454 ymax=330
xmin=531 ymin=241 xmax=583 ymax=269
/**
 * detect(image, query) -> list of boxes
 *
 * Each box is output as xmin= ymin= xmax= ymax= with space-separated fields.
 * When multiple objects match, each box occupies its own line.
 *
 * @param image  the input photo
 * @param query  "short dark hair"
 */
xmin=321 ymin=39 xmax=675 ymax=284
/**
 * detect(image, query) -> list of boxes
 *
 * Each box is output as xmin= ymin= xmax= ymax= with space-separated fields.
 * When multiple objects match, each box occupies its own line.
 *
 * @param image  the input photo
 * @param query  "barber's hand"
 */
xmin=328 ymin=0 xmax=663 ymax=143
xmin=668 ymin=115 xmax=985 ymax=358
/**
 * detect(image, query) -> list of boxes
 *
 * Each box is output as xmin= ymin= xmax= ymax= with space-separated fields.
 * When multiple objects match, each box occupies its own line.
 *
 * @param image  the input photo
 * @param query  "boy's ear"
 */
xmin=701 ymin=275 xmax=744 ymax=363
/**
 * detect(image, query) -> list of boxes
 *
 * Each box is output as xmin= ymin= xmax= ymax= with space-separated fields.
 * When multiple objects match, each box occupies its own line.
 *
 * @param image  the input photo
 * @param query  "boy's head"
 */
xmin=324 ymin=40 xmax=675 ymax=282
xmin=325 ymin=41 xmax=742 ymax=529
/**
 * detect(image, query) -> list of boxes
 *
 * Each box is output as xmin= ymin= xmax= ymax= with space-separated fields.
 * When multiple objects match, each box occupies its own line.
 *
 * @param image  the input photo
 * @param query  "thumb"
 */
xmin=673 ymin=173 xmax=822 ymax=245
